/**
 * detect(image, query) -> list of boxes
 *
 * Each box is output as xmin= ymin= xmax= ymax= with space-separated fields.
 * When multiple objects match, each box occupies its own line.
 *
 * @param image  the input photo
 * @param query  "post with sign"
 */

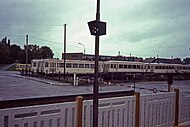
xmin=88 ymin=0 xmax=106 ymax=127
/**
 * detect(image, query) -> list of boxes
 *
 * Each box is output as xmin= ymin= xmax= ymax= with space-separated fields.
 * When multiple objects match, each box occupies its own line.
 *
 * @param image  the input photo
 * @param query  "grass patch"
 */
xmin=5 ymin=64 xmax=17 ymax=71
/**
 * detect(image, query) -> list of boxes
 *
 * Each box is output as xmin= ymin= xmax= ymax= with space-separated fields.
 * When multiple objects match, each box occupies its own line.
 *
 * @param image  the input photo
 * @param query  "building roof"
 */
xmin=153 ymin=58 xmax=182 ymax=64
xmin=143 ymin=58 xmax=156 ymax=63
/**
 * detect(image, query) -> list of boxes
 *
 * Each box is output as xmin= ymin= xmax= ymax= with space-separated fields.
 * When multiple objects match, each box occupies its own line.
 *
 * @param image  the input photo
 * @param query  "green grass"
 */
xmin=5 ymin=64 xmax=17 ymax=71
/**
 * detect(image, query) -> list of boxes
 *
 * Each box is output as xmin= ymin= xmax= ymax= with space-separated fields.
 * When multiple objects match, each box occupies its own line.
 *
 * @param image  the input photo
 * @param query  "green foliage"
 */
xmin=0 ymin=37 xmax=54 ymax=64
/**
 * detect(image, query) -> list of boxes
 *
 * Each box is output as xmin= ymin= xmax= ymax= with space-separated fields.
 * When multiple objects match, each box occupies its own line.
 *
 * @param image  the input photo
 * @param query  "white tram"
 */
xmin=31 ymin=59 xmax=104 ymax=75
xmin=31 ymin=59 xmax=190 ymax=75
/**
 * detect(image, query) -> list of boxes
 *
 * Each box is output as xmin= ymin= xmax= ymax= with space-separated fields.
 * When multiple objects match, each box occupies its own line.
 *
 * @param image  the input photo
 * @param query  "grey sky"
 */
xmin=0 ymin=0 xmax=190 ymax=59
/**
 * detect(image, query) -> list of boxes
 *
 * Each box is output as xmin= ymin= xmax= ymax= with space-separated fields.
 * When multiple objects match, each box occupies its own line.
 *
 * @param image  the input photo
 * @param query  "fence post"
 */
xmin=135 ymin=92 xmax=140 ymax=127
xmin=76 ymin=96 xmax=83 ymax=127
xmin=174 ymin=88 xmax=179 ymax=126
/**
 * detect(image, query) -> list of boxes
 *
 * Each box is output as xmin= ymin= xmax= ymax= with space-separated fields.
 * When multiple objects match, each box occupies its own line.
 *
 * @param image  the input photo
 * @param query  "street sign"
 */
xmin=88 ymin=20 xmax=106 ymax=36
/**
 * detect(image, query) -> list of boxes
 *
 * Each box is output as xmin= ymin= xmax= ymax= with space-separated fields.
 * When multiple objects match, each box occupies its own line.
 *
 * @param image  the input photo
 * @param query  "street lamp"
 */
xmin=78 ymin=42 xmax=85 ymax=60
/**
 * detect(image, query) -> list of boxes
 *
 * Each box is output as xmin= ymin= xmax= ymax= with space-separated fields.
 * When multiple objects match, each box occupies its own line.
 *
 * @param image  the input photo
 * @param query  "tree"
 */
xmin=0 ymin=38 xmax=11 ymax=64
xmin=183 ymin=58 xmax=190 ymax=64
xmin=17 ymin=50 xmax=26 ymax=63
xmin=10 ymin=44 xmax=22 ymax=61
xmin=38 ymin=46 xmax=54 ymax=59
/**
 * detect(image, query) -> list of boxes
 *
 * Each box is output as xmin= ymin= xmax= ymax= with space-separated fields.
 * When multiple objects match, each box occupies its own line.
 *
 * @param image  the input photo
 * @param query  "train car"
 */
xmin=103 ymin=61 xmax=146 ymax=74
xmin=31 ymin=59 xmax=44 ymax=74
xmin=57 ymin=60 xmax=97 ymax=75
xmin=180 ymin=64 xmax=190 ymax=74
xmin=147 ymin=63 xmax=181 ymax=74
xmin=16 ymin=64 xmax=31 ymax=71
xmin=31 ymin=59 xmax=104 ymax=75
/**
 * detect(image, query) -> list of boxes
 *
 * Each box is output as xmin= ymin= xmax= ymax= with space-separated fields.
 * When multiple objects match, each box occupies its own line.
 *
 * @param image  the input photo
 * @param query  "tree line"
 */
xmin=0 ymin=37 xmax=54 ymax=64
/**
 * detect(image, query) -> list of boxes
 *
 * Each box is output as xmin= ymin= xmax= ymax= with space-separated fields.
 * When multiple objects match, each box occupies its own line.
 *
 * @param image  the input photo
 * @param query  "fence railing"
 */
xmin=0 ymin=96 xmax=136 ymax=127
xmin=0 ymin=101 xmax=77 ymax=127
xmin=179 ymin=91 xmax=190 ymax=123
xmin=140 ymin=92 xmax=176 ymax=127
xmin=1 ymin=90 xmax=190 ymax=127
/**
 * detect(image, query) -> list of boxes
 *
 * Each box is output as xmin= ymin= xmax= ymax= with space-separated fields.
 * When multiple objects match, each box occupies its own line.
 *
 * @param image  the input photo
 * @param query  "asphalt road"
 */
xmin=0 ymin=71 xmax=190 ymax=101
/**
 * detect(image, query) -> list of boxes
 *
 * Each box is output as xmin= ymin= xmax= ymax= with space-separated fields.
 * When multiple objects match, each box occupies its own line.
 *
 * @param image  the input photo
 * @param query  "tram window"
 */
xmin=128 ymin=65 xmax=132 ymax=69
xmin=119 ymin=64 xmax=123 ymax=68
xmin=156 ymin=66 xmax=158 ymax=69
xmin=45 ymin=62 xmax=48 ymax=67
xmin=124 ymin=65 xmax=128 ymax=68
xmin=114 ymin=64 xmax=117 ymax=68
xmin=137 ymin=65 xmax=140 ymax=69
xmin=90 ymin=64 xmax=95 ymax=68
xmin=73 ymin=63 xmax=78 ymax=68
xmin=111 ymin=64 xmax=113 ymax=68
xmin=79 ymin=64 xmax=84 ymax=68
xmin=147 ymin=66 xmax=150 ymax=69
xmin=66 ymin=63 xmax=72 ymax=68
xmin=85 ymin=64 xmax=90 ymax=68
xmin=50 ymin=62 xmax=54 ymax=67
xmin=60 ymin=63 xmax=64 ymax=68
xmin=172 ymin=66 xmax=174 ymax=69
xmin=33 ymin=62 xmax=37 ymax=67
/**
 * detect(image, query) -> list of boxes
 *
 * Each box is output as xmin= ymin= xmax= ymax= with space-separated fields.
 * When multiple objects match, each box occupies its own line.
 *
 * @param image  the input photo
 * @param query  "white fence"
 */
xmin=179 ymin=91 xmax=190 ymax=123
xmin=82 ymin=96 xmax=136 ymax=127
xmin=0 ymin=96 xmax=136 ymax=127
xmin=1 ymin=91 xmax=190 ymax=127
xmin=140 ymin=92 xmax=176 ymax=127
xmin=0 ymin=101 xmax=77 ymax=127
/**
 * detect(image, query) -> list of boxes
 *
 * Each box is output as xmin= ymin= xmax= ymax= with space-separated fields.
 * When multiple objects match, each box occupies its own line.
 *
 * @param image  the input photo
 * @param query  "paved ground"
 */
xmin=1 ymin=70 xmax=190 ymax=101
xmin=0 ymin=71 xmax=134 ymax=101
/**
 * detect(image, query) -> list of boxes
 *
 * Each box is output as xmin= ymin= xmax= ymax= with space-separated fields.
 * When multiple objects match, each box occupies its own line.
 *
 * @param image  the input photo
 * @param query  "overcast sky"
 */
xmin=0 ymin=0 xmax=190 ymax=59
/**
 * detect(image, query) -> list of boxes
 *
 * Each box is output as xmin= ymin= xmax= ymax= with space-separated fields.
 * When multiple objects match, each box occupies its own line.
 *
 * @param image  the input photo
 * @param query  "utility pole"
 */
xmin=25 ymin=34 xmax=29 ymax=75
xmin=63 ymin=24 xmax=67 ymax=80
xmin=88 ymin=0 xmax=106 ymax=127
xmin=93 ymin=1 xmax=100 ymax=126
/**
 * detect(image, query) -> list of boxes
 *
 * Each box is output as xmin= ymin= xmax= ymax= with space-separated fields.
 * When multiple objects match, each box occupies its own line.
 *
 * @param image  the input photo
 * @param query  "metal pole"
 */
xmin=63 ymin=24 xmax=67 ymax=80
xmin=25 ymin=34 xmax=28 ymax=75
xmin=93 ymin=0 xmax=100 ymax=127
xmin=78 ymin=43 xmax=85 ymax=60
